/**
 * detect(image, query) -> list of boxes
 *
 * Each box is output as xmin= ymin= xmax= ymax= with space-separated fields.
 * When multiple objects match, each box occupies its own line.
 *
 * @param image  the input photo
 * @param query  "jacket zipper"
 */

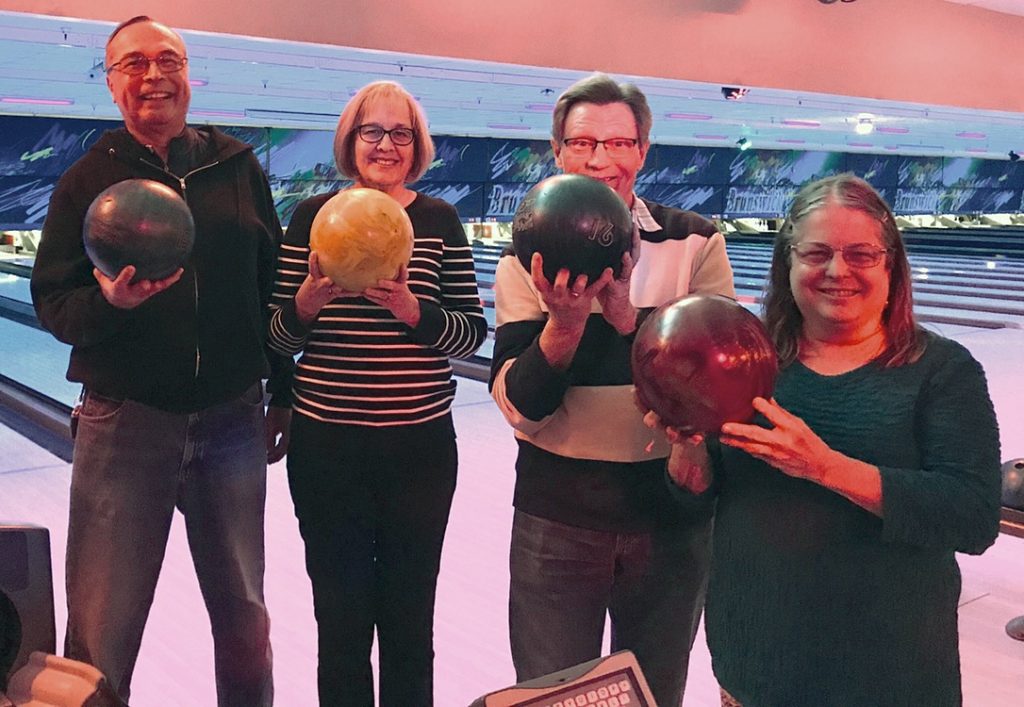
xmin=114 ymin=148 xmax=224 ymax=380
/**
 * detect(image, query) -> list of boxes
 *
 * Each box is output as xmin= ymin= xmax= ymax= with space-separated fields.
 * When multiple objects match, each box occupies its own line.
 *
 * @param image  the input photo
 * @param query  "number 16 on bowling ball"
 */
xmin=632 ymin=294 xmax=778 ymax=435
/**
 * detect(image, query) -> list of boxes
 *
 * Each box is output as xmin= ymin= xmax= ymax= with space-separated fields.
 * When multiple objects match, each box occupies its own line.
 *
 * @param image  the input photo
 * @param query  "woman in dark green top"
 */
xmin=656 ymin=175 xmax=1001 ymax=706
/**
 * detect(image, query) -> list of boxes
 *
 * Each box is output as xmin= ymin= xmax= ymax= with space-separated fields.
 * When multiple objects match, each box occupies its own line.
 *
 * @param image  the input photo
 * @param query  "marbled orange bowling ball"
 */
xmin=310 ymin=188 xmax=414 ymax=291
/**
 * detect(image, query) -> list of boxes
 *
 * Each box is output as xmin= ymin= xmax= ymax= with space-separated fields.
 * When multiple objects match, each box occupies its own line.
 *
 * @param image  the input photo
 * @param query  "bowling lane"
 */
xmin=724 ymin=242 xmax=1024 ymax=329
xmin=0 ymin=315 xmax=77 ymax=407
xmin=0 ymin=272 xmax=32 ymax=304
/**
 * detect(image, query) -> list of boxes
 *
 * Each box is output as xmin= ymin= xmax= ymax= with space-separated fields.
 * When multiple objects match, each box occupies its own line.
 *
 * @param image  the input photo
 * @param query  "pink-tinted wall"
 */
xmin=7 ymin=0 xmax=1022 ymax=112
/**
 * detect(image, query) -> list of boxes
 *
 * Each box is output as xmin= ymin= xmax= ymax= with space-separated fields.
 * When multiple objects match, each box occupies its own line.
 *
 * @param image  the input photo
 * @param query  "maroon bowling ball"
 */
xmin=632 ymin=294 xmax=779 ymax=435
xmin=83 ymin=179 xmax=195 ymax=282
xmin=511 ymin=174 xmax=633 ymax=283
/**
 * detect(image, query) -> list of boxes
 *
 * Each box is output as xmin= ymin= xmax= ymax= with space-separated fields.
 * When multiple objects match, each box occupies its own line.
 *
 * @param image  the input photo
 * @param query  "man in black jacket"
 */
xmin=30 ymin=16 xmax=288 ymax=706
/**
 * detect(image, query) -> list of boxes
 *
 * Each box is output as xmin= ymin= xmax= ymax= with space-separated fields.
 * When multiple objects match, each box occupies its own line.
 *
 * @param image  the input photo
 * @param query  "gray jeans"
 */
xmin=509 ymin=510 xmax=713 ymax=707
xmin=64 ymin=384 xmax=272 ymax=706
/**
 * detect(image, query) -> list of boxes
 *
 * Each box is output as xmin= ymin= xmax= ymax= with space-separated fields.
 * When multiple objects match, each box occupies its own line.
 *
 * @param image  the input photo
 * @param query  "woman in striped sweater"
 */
xmin=267 ymin=81 xmax=487 ymax=706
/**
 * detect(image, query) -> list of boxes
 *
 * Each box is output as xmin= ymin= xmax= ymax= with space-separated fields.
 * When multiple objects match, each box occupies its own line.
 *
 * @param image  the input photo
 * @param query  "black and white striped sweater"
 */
xmin=269 ymin=191 xmax=486 ymax=427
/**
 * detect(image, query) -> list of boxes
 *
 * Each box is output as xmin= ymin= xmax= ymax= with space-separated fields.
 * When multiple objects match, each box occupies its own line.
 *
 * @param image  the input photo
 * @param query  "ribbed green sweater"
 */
xmin=705 ymin=332 xmax=1001 ymax=706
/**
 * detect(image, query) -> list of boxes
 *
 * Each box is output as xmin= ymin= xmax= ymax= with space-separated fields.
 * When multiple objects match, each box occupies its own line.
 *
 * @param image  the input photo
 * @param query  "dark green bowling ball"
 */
xmin=83 ymin=179 xmax=195 ymax=282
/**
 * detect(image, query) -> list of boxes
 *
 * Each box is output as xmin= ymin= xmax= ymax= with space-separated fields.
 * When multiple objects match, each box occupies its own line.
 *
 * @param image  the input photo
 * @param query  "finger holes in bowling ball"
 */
xmin=1002 ymin=459 xmax=1024 ymax=511
xmin=82 ymin=179 xmax=195 ymax=283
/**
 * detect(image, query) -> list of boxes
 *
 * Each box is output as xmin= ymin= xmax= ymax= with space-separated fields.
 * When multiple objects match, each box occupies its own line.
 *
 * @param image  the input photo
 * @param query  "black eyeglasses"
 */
xmin=562 ymin=137 xmax=640 ymax=158
xmin=355 ymin=124 xmax=416 ymax=146
xmin=788 ymin=242 xmax=890 ymax=269
xmin=106 ymin=52 xmax=188 ymax=76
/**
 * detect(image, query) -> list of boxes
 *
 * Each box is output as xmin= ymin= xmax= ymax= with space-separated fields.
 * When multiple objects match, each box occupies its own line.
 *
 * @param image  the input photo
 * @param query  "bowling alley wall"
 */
xmin=1 ymin=114 xmax=1022 ymax=231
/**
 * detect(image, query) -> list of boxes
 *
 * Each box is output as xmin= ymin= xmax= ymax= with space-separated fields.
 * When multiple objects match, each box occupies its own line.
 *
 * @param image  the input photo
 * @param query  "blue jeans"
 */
xmin=509 ymin=510 xmax=712 ymax=707
xmin=64 ymin=384 xmax=272 ymax=706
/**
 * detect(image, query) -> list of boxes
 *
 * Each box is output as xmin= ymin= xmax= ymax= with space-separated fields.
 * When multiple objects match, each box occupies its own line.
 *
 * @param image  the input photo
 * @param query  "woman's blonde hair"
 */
xmin=333 ymin=81 xmax=435 ymax=183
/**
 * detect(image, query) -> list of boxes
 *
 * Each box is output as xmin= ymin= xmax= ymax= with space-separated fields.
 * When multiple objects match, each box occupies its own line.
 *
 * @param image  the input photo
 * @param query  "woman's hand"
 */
xmin=364 ymin=264 xmax=421 ymax=327
xmin=719 ymin=397 xmax=840 ymax=483
xmin=295 ymin=251 xmax=346 ymax=326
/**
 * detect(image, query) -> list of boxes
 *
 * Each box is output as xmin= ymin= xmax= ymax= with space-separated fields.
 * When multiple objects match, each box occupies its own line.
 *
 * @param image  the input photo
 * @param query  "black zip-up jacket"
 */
xmin=31 ymin=126 xmax=292 ymax=413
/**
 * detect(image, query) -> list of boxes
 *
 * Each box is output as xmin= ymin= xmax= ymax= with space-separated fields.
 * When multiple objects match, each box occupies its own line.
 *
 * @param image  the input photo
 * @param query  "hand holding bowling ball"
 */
xmin=93 ymin=264 xmax=184 ymax=310
xmin=294 ymin=250 xmax=341 ymax=325
xmin=632 ymin=294 xmax=778 ymax=435
xmin=638 ymin=402 xmax=715 ymax=493
xmin=309 ymin=188 xmax=414 ymax=292
xmin=512 ymin=174 xmax=633 ymax=284
xmin=83 ymin=179 xmax=195 ymax=283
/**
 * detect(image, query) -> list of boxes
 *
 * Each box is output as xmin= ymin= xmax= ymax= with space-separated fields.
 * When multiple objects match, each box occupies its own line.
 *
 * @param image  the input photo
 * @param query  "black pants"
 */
xmin=287 ymin=413 xmax=458 ymax=707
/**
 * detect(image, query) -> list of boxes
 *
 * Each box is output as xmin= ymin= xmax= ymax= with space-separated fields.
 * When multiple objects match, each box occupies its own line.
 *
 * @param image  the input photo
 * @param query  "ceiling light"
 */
xmin=245 ymin=108 xmax=337 ymax=121
xmin=0 ymin=97 xmax=74 ymax=106
xmin=736 ymin=137 xmax=751 ymax=151
xmin=876 ymin=125 xmax=910 ymax=134
xmin=664 ymin=112 xmax=713 ymax=121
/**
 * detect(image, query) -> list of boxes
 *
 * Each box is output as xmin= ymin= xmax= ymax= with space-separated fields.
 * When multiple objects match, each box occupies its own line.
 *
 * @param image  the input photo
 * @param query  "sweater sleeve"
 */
xmin=688 ymin=231 xmax=736 ymax=299
xmin=248 ymin=155 xmax=294 ymax=406
xmin=489 ymin=254 xmax=572 ymax=432
xmin=267 ymin=196 xmax=320 ymax=356
xmin=31 ymin=173 xmax=135 ymax=347
xmin=407 ymin=201 xmax=487 ymax=358
xmin=879 ymin=345 xmax=1002 ymax=554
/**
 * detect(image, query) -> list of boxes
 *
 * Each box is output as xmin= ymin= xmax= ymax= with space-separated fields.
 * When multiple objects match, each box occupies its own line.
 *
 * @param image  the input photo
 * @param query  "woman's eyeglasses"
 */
xmin=788 ymin=242 xmax=890 ymax=268
xmin=355 ymin=124 xmax=416 ymax=146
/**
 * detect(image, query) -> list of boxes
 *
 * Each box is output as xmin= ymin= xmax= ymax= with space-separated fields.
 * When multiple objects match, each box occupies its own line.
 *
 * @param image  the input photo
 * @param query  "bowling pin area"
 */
xmin=1 ymin=230 xmax=1023 ymax=704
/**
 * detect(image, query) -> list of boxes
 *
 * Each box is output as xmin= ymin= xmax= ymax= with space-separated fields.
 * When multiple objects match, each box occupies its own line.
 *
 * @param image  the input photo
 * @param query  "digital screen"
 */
xmin=639 ymin=145 xmax=732 ymax=185
xmin=897 ymin=155 xmax=943 ymax=187
xmin=723 ymin=184 xmax=799 ymax=217
xmin=846 ymin=153 xmax=899 ymax=187
xmin=0 ymin=116 xmax=116 ymax=178
xmin=487 ymin=139 xmax=558 ymax=182
xmin=415 ymin=182 xmax=485 ymax=219
xmin=267 ymin=128 xmax=337 ymax=181
xmin=636 ymin=183 xmax=724 ymax=216
xmin=0 ymin=175 xmax=58 ymax=227
xmin=510 ymin=667 xmax=650 ymax=707
xmin=485 ymin=182 xmax=535 ymax=219
xmin=419 ymin=136 xmax=490 ymax=182
xmin=726 ymin=149 xmax=844 ymax=187
xmin=942 ymin=157 xmax=1024 ymax=190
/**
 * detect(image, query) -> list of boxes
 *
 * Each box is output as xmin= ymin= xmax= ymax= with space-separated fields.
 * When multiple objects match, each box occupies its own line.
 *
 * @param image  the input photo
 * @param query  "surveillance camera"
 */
xmin=721 ymin=87 xmax=749 ymax=101
xmin=1010 ymin=150 xmax=1021 ymax=163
